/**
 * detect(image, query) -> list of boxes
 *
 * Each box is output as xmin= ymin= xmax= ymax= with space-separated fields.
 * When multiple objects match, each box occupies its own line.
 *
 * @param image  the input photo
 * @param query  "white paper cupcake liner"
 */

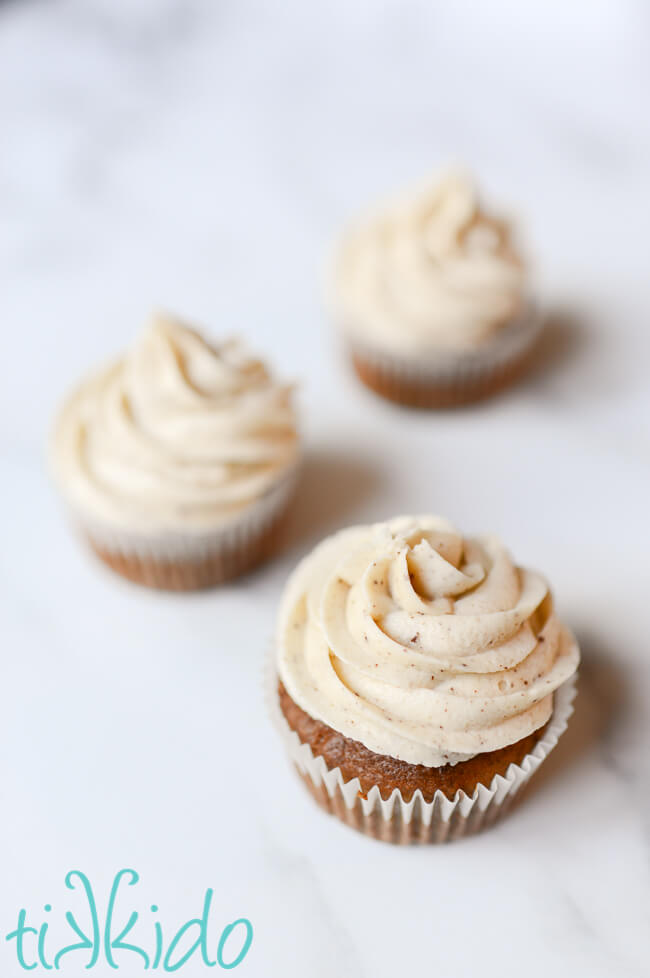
xmin=68 ymin=465 xmax=300 ymax=589
xmin=348 ymin=302 xmax=543 ymax=407
xmin=269 ymin=664 xmax=577 ymax=844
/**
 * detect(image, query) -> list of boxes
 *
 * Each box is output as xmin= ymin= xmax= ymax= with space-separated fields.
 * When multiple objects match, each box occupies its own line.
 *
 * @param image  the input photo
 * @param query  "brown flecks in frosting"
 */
xmin=277 ymin=515 xmax=579 ymax=767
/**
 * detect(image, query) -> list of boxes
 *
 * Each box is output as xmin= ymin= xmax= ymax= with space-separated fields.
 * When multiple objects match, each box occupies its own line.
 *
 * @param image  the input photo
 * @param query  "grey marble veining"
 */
xmin=1 ymin=1 xmax=650 ymax=976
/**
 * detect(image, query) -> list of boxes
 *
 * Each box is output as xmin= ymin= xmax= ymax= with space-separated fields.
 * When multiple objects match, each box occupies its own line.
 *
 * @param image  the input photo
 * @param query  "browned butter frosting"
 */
xmin=277 ymin=516 xmax=579 ymax=767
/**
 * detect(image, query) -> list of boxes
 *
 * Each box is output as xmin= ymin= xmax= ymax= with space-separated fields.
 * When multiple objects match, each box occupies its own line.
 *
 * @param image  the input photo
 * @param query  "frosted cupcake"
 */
xmin=274 ymin=515 xmax=579 ymax=843
xmin=51 ymin=314 xmax=300 ymax=590
xmin=333 ymin=172 xmax=541 ymax=407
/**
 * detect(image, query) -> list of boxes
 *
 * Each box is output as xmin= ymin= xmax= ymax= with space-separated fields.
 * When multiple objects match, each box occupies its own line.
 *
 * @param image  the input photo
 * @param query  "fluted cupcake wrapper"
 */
xmin=348 ymin=303 xmax=543 ymax=408
xmin=268 ymin=661 xmax=577 ymax=844
xmin=66 ymin=465 xmax=300 ymax=591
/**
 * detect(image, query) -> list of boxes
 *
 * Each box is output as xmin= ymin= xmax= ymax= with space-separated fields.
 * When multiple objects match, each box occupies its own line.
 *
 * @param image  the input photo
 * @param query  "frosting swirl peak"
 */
xmin=52 ymin=315 xmax=299 ymax=532
xmin=278 ymin=516 xmax=579 ymax=767
xmin=335 ymin=172 xmax=526 ymax=355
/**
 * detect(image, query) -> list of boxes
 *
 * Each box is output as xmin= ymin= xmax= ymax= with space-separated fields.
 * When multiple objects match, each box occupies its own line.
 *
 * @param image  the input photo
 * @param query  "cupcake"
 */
xmin=274 ymin=515 xmax=579 ymax=843
xmin=51 ymin=314 xmax=300 ymax=590
xmin=333 ymin=172 xmax=541 ymax=407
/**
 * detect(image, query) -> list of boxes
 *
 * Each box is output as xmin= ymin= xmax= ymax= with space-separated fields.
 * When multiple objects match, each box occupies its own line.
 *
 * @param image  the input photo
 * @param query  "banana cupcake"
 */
xmin=51 ymin=314 xmax=300 ymax=590
xmin=333 ymin=172 xmax=541 ymax=407
xmin=274 ymin=515 xmax=579 ymax=843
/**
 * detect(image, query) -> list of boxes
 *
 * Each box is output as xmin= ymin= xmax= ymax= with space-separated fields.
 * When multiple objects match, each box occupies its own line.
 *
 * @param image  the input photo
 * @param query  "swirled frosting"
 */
xmin=334 ymin=172 xmax=526 ymax=356
xmin=278 ymin=516 xmax=579 ymax=767
xmin=52 ymin=315 xmax=299 ymax=532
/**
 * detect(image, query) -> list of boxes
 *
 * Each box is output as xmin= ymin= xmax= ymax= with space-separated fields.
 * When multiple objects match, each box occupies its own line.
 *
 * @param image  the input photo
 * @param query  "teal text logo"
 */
xmin=6 ymin=869 xmax=253 ymax=971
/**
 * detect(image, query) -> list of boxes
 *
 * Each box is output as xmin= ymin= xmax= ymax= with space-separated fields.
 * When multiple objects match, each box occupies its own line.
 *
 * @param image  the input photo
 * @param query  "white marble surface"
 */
xmin=2 ymin=1 xmax=650 ymax=975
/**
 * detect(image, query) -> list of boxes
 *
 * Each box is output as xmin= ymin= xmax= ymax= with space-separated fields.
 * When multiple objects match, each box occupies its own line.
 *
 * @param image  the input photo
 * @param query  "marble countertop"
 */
xmin=2 ymin=1 xmax=650 ymax=975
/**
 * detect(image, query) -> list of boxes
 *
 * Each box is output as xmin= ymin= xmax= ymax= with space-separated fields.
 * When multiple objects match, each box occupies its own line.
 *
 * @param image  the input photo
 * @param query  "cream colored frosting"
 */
xmin=334 ymin=172 xmax=526 ymax=356
xmin=51 ymin=315 xmax=299 ymax=532
xmin=277 ymin=516 xmax=579 ymax=767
